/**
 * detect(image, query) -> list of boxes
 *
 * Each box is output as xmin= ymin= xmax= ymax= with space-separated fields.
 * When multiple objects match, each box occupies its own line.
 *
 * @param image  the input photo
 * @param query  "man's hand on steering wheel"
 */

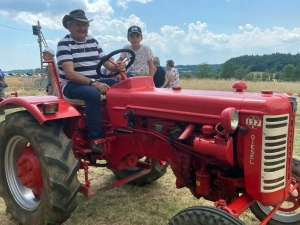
xmin=96 ymin=49 xmax=135 ymax=79
xmin=103 ymin=60 xmax=126 ymax=74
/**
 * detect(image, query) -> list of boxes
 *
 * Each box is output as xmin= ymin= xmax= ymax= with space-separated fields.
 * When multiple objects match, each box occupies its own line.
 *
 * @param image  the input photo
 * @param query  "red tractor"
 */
xmin=0 ymin=49 xmax=299 ymax=225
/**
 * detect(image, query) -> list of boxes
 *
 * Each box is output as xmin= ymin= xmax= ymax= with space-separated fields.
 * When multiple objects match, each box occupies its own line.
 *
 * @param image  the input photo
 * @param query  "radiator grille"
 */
xmin=261 ymin=114 xmax=288 ymax=193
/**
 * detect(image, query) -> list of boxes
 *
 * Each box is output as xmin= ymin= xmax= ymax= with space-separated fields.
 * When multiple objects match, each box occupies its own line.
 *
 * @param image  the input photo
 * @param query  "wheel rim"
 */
xmin=257 ymin=178 xmax=300 ymax=223
xmin=4 ymin=135 xmax=41 ymax=210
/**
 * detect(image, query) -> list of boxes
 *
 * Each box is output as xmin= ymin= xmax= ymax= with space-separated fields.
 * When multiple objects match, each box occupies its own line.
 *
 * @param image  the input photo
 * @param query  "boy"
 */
xmin=118 ymin=26 xmax=155 ymax=78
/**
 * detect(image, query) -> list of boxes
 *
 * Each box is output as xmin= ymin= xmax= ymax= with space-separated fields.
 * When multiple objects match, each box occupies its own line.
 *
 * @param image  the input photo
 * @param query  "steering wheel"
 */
xmin=96 ymin=49 xmax=135 ymax=78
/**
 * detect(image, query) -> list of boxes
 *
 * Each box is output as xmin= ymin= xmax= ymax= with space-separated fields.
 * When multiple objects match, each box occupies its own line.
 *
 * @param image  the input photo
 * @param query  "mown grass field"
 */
xmin=0 ymin=79 xmax=299 ymax=225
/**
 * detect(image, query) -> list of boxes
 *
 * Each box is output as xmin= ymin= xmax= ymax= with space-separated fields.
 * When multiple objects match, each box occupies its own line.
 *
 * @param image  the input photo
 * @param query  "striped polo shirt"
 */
xmin=56 ymin=34 xmax=106 ymax=90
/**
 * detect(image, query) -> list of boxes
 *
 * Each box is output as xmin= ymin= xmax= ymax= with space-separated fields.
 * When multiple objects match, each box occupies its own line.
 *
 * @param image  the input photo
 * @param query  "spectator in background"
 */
xmin=0 ymin=68 xmax=8 ymax=115
xmin=117 ymin=26 xmax=155 ymax=78
xmin=153 ymin=56 xmax=168 ymax=88
xmin=42 ymin=47 xmax=58 ymax=96
xmin=166 ymin=59 xmax=180 ymax=88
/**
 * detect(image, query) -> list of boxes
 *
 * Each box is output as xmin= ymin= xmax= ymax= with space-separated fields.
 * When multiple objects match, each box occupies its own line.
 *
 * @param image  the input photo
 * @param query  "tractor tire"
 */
xmin=250 ymin=158 xmax=300 ymax=225
xmin=111 ymin=158 xmax=169 ymax=186
xmin=168 ymin=206 xmax=245 ymax=225
xmin=0 ymin=111 xmax=80 ymax=225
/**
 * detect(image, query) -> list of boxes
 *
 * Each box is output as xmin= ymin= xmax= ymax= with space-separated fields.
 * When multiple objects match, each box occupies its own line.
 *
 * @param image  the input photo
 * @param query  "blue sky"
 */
xmin=0 ymin=0 xmax=300 ymax=71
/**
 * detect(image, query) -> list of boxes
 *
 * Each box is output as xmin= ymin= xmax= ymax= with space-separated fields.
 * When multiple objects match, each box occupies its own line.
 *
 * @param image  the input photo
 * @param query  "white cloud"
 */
xmin=161 ymin=25 xmax=185 ymax=39
xmin=117 ymin=0 xmax=153 ymax=9
xmin=85 ymin=0 xmax=113 ymax=14
xmin=0 ymin=0 xmax=114 ymax=30
xmin=15 ymin=12 xmax=62 ymax=30
xmin=245 ymin=24 xmax=254 ymax=30
xmin=1 ymin=0 xmax=300 ymax=68
xmin=88 ymin=18 xmax=300 ymax=63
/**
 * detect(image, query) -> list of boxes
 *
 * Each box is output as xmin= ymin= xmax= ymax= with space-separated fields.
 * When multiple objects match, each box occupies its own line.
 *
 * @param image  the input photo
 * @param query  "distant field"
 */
xmin=4 ymin=77 xmax=300 ymax=94
xmin=0 ymin=79 xmax=299 ymax=225
xmin=180 ymin=78 xmax=300 ymax=94
xmin=5 ymin=76 xmax=47 ymax=91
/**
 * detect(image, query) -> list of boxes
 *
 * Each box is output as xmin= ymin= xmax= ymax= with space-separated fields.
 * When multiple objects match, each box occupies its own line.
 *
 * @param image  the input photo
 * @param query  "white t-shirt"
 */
xmin=120 ymin=45 xmax=153 ymax=76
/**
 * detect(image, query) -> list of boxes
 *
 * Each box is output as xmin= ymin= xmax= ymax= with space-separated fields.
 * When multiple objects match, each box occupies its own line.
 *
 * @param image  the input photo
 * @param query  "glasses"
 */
xmin=73 ymin=22 xmax=89 ymax=28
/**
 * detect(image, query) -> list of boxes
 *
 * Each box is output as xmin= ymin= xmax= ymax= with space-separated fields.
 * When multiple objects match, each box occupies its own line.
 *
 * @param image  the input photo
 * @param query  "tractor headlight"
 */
xmin=42 ymin=102 xmax=59 ymax=114
xmin=220 ymin=107 xmax=239 ymax=132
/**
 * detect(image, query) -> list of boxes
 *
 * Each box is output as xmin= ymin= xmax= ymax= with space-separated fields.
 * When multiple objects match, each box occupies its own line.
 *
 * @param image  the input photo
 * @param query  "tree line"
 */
xmin=6 ymin=53 xmax=300 ymax=82
xmin=181 ymin=53 xmax=300 ymax=81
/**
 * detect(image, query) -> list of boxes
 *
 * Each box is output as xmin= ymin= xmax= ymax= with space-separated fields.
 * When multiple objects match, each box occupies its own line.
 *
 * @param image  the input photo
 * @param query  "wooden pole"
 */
xmin=37 ymin=21 xmax=43 ymax=73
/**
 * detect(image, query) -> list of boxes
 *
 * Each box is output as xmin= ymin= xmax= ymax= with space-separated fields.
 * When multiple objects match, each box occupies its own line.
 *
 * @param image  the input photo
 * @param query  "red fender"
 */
xmin=0 ymin=95 xmax=81 ymax=124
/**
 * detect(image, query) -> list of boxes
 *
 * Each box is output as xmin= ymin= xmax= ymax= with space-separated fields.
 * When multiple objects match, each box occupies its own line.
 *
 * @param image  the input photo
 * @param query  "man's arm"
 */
xmin=148 ymin=60 xmax=155 ymax=78
xmin=167 ymin=70 xmax=175 ymax=83
xmin=161 ymin=72 xmax=169 ymax=88
xmin=61 ymin=61 xmax=110 ymax=94
xmin=61 ymin=61 xmax=91 ymax=84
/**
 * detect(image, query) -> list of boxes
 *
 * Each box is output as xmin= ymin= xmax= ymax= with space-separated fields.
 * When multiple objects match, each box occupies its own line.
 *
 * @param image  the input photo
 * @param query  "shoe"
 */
xmin=89 ymin=142 xmax=104 ymax=154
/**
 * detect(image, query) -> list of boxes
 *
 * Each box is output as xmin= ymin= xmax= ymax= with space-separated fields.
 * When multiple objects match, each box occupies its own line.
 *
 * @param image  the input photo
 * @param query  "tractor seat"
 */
xmin=63 ymin=95 xmax=106 ymax=106
xmin=63 ymin=96 xmax=85 ymax=106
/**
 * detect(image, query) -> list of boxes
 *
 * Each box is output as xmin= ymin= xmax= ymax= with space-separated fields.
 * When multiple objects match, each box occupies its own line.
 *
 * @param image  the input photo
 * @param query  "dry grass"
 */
xmin=0 ymin=79 xmax=299 ymax=225
xmin=180 ymin=79 xmax=300 ymax=94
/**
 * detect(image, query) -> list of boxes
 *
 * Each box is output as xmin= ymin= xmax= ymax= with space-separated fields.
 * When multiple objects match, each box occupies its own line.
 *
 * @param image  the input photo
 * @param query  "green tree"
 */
xmin=211 ymin=72 xmax=220 ymax=79
xmin=270 ymin=67 xmax=276 ymax=74
xmin=261 ymin=73 xmax=269 ymax=81
xmin=294 ymin=68 xmax=300 ymax=81
xmin=183 ymin=72 xmax=193 ymax=79
xmin=274 ymin=72 xmax=282 ymax=81
xmin=269 ymin=68 xmax=276 ymax=80
xmin=283 ymin=64 xmax=295 ymax=81
xmin=234 ymin=67 xmax=246 ymax=79
xmin=195 ymin=62 xmax=211 ymax=79
xmin=220 ymin=62 xmax=235 ymax=79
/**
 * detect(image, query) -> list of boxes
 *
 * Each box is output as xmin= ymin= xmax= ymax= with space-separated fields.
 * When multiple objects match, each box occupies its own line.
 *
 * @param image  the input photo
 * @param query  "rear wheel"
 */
xmin=168 ymin=206 xmax=245 ymax=225
xmin=111 ymin=158 xmax=169 ymax=185
xmin=0 ymin=111 xmax=80 ymax=225
xmin=250 ymin=158 xmax=300 ymax=225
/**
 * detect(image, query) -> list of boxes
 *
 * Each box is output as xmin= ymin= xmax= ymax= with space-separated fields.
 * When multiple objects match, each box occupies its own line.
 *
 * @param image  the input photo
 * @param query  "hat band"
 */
xmin=72 ymin=15 xmax=88 ymax=20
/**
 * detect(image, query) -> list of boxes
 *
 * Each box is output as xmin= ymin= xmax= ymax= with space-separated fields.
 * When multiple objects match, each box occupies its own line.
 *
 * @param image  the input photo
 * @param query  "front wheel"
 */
xmin=250 ymin=158 xmax=300 ymax=225
xmin=168 ymin=206 xmax=245 ymax=225
xmin=0 ymin=111 xmax=80 ymax=225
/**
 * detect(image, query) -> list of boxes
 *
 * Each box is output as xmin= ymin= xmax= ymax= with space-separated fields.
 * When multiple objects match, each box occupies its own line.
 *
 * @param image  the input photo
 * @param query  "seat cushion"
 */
xmin=63 ymin=95 xmax=106 ymax=106
xmin=63 ymin=96 xmax=85 ymax=105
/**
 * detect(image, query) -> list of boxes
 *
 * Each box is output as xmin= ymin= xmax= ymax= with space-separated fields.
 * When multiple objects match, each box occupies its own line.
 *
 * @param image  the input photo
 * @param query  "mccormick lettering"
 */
xmin=250 ymin=135 xmax=255 ymax=164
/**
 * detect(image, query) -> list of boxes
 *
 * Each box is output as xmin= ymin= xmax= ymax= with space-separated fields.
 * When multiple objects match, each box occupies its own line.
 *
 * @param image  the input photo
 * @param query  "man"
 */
xmin=153 ymin=56 xmax=169 ymax=88
xmin=0 ymin=69 xmax=8 ymax=115
xmin=57 ymin=9 xmax=126 ymax=153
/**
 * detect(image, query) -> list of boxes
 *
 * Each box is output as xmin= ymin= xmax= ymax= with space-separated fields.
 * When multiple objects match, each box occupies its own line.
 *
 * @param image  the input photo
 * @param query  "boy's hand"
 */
xmin=116 ymin=61 xmax=126 ymax=72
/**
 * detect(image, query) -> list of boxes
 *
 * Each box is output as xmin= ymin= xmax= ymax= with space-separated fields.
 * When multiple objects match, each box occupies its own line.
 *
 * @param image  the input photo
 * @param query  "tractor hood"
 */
xmin=107 ymin=77 xmax=292 ymax=127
